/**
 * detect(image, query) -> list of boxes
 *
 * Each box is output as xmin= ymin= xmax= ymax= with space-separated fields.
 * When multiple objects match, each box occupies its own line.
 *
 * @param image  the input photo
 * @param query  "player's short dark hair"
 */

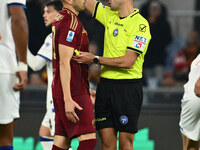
xmin=45 ymin=1 xmax=63 ymax=12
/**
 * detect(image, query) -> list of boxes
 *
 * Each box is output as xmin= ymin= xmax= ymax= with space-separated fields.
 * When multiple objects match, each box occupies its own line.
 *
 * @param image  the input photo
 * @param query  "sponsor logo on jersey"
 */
xmin=139 ymin=24 xmax=146 ymax=32
xmin=119 ymin=116 xmax=128 ymax=125
xmin=66 ymin=30 xmax=75 ymax=42
xmin=132 ymin=35 xmax=147 ymax=51
xmin=114 ymin=22 xmax=123 ymax=26
xmin=113 ymin=29 xmax=118 ymax=37
xmin=95 ymin=117 xmax=106 ymax=122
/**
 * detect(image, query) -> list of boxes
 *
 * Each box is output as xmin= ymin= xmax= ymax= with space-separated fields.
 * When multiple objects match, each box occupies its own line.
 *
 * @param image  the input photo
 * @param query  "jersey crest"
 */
xmin=113 ymin=29 xmax=118 ymax=37
xmin=54 ymin=13 xmax=64 ymax=21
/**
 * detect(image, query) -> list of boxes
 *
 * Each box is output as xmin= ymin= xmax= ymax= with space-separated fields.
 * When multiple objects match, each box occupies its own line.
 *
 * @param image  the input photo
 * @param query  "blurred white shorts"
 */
xmin=0 ymin=74 xmax=20 ymax=124
xmin=179 ymin=95 xmax=200 ymax=141
xmin=41 ymin=108 xmax=55 ymax=136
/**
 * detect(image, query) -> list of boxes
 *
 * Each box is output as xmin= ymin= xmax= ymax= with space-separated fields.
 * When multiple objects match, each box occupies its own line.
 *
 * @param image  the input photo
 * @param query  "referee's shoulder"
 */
xmin=135 ymin=12 xmax=149 ymax=25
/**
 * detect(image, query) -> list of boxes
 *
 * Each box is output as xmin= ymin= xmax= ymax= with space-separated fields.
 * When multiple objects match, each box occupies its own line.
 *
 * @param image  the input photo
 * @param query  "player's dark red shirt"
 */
xmin=52 ymin=8 xmax=89 ymax=99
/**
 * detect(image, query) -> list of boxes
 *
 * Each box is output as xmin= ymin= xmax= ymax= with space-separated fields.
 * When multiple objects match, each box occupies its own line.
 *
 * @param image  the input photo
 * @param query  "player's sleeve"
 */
xmin=27 ymin=49 xmax=47 ymax=71
xmin=7 ymin=0 xmax=27 ymax=9
xmin=92 ymin=2 xmax=113 ymax=26
xmin=58 ymin=17 xmax=80 ymax=49
xmin=127 ymin=23 xmax=151 ymax=55
xmin=37 ymin=34 xmax=52 ymax=61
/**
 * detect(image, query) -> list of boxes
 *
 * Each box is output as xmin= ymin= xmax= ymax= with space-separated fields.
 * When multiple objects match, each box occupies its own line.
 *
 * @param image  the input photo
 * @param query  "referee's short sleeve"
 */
xmin=92 ymin=2 xmax=112 ymax=26
xmin=127 ymin=23 xmax=151 ymax=55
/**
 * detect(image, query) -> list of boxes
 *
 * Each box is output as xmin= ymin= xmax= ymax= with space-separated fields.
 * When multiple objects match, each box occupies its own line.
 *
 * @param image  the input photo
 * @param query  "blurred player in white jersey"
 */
xmin=0 ymin=0 xmax=28 ymax=150
xmin=179 ymin=53 xmax=200 ymax=150
xmin=27 ymin=1 xmax=65 ymax=150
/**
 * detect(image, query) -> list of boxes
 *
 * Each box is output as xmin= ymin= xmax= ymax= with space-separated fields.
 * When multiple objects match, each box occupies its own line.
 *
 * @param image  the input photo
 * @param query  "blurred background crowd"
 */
xmin=26 ymin=0 xmax=200 ymax=90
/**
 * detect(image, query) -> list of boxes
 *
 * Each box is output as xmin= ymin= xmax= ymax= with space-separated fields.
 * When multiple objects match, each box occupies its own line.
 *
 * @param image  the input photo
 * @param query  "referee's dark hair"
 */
xmin=45 ymin=1 xmax=63 ymax=12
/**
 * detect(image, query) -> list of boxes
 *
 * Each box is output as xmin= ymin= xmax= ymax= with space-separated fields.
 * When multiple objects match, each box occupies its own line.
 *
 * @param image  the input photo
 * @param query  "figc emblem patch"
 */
xmin=132 ymin=35 xmax=147 ymax=51
xmin=119 ymin=115 xmax=128 ymax=125
xmin=66 ymin=30 xmax=75 ymax=42
xmin=113 ymin=29 xmax=118 ymax=37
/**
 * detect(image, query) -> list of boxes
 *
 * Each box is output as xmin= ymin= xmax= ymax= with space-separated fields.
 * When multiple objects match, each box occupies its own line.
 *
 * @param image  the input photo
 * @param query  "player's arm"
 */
xmin=9 ymin=6 xmax=28 ymax=64
xmin=98 ymin=50 xmax=138 ymax=69
xmin=73 ymin=50 xmax=138 ymax=69
xmin=27 ymin=49 xmax=47 ymax=71
xmin=9 ymin=5 xmax=28 ymax=90
xmin=85 ymin=0 xmax=96 ymax=15
xmin=59 ymin=44 xmax=83 ymax=123
xmin=194 ymin=76 xmax=200 ymax=97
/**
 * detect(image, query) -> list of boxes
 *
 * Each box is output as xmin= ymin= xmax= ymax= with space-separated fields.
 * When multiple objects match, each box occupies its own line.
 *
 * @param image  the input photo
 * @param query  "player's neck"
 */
xmin=63 ymin=4 xmax=79 ymax=15
xmin=118 ymin=3 xmax=134 ymax=18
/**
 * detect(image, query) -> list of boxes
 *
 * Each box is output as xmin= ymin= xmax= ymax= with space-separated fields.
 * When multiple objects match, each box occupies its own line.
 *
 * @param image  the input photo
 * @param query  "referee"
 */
xmin=73 ymin=0 xmax=151 ymax=149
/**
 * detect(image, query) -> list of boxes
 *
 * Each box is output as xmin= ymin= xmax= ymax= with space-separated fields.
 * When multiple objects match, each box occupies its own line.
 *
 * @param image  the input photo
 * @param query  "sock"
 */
xmin=0 ymin=146 xmax=13 ymax=150
xmin=77 ymin=139 xmax=97 ymax=150
xmin=52 ymin=145 xmax=68 ymax=150
xmin=39 ymin=136 xmax=54 ymax=150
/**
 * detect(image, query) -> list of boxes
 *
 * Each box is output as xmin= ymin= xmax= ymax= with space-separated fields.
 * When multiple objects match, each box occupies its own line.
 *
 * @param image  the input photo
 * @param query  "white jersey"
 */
xmin=179 ymin=54 xmax=200 ymax=141
xmin=183 ymin=54 xmax=200 ymax=99
xmin=0 ymin=0 xmax=26 ymax=74
xmin=37 ymin=33 xmax=53 ymax=110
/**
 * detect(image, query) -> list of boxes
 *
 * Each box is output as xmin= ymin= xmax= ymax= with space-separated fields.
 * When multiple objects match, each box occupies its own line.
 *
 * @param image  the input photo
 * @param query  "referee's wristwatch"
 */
xmin=93 ymin=56 xmax=99 ymax=64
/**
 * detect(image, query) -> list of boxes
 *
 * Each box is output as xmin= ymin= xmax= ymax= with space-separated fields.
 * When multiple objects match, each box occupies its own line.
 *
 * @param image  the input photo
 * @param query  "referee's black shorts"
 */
xmin=95 ymin=77 xmax=143 ymax=133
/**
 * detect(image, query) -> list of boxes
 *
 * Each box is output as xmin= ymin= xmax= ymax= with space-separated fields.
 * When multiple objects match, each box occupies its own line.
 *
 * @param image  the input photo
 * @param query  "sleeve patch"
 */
xmin=66 ymin=30 xmax=75 ymax=42
xmin=132 ymin=35 xmax=147 ymax=51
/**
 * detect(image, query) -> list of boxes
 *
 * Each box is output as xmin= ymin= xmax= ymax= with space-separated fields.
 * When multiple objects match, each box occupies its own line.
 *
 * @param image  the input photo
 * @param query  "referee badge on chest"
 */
xmin=113 ymin=29 xmax=118 ymax=37
xmin=119 ymin=115 xmax=128 ymax=125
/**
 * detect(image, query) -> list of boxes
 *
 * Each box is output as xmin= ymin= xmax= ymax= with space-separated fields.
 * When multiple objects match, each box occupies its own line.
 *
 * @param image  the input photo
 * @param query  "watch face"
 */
xmin=93 ymin=57 xmax=99 ymax=64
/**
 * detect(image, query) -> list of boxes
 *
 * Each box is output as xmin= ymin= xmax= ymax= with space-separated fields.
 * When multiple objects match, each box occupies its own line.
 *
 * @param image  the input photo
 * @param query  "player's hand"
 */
xmin=64 ymin=99 xmax=83 ymax=123
xmin=72 ymin=52 xmax=94 ymax=64
xmin=13 ymin=71 xmax=28 ymax=91
xmin=90 ymin=89 xmax=96 ymax=105
xmin=194 ymin=77 xmax=200 ymax=97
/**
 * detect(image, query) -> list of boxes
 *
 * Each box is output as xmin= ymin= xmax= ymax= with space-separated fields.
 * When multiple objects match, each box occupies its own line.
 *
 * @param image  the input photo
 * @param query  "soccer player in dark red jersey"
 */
xmin=51 ymin=0 xmax=96 ymax=150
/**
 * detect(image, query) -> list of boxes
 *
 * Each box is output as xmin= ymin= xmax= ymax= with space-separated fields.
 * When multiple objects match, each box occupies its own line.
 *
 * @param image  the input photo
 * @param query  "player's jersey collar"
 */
xmin=63 ymin=7 xmax=78 ymax=17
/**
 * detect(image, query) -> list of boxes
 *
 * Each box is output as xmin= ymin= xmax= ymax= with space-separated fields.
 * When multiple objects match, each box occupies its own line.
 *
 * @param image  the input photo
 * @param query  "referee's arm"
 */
xmin=98 ymin=50 xmax=138 ymax=69
xmin=73 ymin=50 xmax=138 ymax=69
